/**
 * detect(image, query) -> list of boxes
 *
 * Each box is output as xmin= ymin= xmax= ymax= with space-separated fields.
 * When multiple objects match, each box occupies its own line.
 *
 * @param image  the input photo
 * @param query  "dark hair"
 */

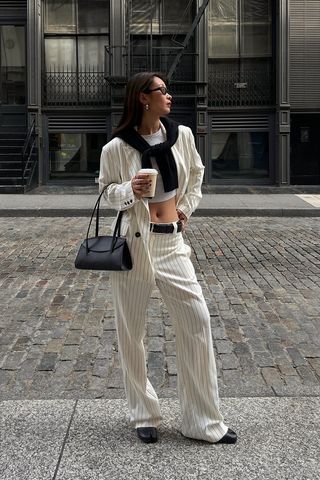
xmin=112 ymin=71 xmax=167 ymax=137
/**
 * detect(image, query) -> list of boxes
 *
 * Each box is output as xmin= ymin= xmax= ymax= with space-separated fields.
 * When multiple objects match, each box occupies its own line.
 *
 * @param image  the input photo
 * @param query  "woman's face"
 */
xmin=141 ymin=76 xmax=172 ymax=117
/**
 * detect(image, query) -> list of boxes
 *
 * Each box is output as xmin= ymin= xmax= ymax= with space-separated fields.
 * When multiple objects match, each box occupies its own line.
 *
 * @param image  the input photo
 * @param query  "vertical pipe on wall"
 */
xmin=196 ymin=0 xmax=209 ymax=182
xmin=110 ymin=0 xmax=127 ymax=79
xmin=27 ymin=0 xmax=42 ymax=184
xmin=110 ymin=0 xmax=127 ymax=130
xmin=276 ymin=0 xmax=290 ymax=185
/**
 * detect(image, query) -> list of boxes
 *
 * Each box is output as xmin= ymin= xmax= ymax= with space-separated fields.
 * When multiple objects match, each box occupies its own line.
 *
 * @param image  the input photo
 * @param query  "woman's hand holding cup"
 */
xmin=132 ymin=169 xmax=158 ymax=199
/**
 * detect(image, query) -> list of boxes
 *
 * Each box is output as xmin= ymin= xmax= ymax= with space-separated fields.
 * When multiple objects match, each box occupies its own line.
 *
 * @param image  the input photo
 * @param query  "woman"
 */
xmin=99 ymin=72 xmax=237 ymax=445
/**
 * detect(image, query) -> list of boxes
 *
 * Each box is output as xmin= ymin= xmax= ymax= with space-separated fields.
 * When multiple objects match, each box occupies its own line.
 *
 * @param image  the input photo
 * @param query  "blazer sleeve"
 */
xmin=98 ymin=140 xmax=138 ymax=211
xmin=176 ymin=127 xmax=205 ymax=219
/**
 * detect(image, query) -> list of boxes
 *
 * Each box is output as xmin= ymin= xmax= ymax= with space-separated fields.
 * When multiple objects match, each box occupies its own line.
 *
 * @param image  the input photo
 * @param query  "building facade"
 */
xmin=0 ymin=0 xmax=319 ymax=191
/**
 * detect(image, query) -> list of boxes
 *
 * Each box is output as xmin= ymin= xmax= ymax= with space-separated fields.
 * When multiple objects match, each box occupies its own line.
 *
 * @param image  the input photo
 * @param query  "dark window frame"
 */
xmin=43 ymin=0 xmax=110 ymax=106
xmin=207 ymin=0 xmax=276 ymax=108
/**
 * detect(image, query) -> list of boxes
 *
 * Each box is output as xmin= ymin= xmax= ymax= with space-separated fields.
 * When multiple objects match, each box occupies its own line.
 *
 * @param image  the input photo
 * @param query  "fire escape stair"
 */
xmin=0 ymin=132 xmax=34 ymax=193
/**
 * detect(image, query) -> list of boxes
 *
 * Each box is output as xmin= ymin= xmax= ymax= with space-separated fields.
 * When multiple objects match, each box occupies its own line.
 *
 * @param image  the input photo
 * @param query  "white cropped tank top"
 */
xmin=141 ymin=127 xmax=177 ymax=204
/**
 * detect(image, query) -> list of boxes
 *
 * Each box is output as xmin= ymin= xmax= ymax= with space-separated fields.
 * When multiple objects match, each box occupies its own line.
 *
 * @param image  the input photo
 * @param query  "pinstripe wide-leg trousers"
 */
xmin=110 ymin=225 xmax=228 ymax=442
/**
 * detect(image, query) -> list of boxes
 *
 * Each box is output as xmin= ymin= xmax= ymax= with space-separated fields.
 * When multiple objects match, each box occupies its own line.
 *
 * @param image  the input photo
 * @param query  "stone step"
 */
xmin=0 ymin=161 xmax=22 ymax=169
xmin=0 ymin=169 xmax=30 ymax=177
xmin=0 ymin=142 xmax=23 ymax=153
xmin=0 ymin=153 xmax=22 ymax=162
xmin=0 ymin=176 xmax=23 ymax=185
xmin=0 ymin=185 xmax=25 ymax=193
xmin=0 ymin=136 xmax=25 ymax=142
xmin=0 ymin=132 xmax=26 ymax=141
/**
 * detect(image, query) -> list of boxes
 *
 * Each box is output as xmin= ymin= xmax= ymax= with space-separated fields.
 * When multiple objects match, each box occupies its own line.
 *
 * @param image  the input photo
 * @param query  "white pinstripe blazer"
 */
xmin=98 ymin=122 xmax=204 ymax=247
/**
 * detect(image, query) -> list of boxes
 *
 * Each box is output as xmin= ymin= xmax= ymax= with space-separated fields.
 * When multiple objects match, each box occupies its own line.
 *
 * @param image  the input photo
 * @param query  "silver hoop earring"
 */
xmin=145 ymin=104 xmax=149 ymax=111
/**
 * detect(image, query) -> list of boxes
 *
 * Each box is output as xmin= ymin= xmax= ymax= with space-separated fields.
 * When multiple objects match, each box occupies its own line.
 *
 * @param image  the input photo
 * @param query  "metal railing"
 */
xmin=43 ymin=62 xmax=274 ymax=109
xmin=43 ymin=68 xmax=109 ymax=106
xmin=21 ymin=120 xmax=37 ymax=189
xmin=208 ymin=62 xmax=274 ymax=107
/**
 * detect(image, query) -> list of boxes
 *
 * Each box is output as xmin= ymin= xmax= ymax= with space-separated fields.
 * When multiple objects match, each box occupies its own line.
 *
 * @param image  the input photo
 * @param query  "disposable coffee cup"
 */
xmin=138 ymin=168 xmax=158 ymax=198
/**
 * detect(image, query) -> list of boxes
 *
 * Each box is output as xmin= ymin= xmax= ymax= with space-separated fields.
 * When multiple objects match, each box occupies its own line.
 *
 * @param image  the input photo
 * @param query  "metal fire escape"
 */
xmin=105 ymin=0 xmax=210 ymax=123
xmin=166 ymin=0 xmax=209 ymax=81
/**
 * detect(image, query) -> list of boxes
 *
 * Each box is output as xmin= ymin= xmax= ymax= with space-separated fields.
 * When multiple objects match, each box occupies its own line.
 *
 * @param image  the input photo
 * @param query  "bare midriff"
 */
xmin=149 ymin=196 xmax=179 ymax=223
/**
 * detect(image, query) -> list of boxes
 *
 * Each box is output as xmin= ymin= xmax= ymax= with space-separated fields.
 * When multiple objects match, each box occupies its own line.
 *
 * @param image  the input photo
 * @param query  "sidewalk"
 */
xmin=1 ymin=192 xmax=320 ymax=216
xmin=1 ymin=397 xmax=319 ymax=480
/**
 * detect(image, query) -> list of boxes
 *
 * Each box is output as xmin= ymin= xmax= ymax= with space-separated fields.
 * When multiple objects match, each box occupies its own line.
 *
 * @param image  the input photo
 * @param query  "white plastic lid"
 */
xmin=138 ymin=168 xmax=158 ymax=175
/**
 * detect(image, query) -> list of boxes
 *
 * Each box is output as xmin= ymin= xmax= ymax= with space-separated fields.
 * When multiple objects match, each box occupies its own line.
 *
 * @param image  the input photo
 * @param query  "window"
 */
xmin=45 ymin=36 xmax=106 ymax=71
xmin=130 ymin=0 xmax=192 ymax=35
xmin=44 ymin=0 xmax=109 ymax=34
xmin=241 ymin=0 xmax=272 ymax=56
xmin=49 ymin=132 xmax=105 ymax=177
xmin=45 ymin=37 xmax=76 ymax=70
xmin=208 ymin=0 xmax=238 ymax=57
xmin=44 ymin=0 xmax=76 ymax=33
xmin=208 ymin=0 xmax=272 ymax=58
xmin=0 ymin=26 xmax=26 ymax=105
xmin=43 ymin=0 xmax=109 ymax=105
xmin=211 ymin=131 xmax=269 ymax=179
xmin=129 ymin=0 xmax=195 ymax=81
xmin=208 ymin=0 xmax=273 ymax=107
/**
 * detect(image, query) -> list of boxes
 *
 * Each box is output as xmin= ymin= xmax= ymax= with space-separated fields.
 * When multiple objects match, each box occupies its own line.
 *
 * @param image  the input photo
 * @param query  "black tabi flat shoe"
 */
xmin=136 ymin=427 xmax=158 ymax=444
xmin=215 ymin=428 xmax=237 ymax=444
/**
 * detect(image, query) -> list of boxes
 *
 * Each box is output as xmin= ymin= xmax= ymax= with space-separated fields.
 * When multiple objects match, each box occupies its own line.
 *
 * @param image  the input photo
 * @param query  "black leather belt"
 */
xmin=150 ymin=221 xmax=182 ymax=234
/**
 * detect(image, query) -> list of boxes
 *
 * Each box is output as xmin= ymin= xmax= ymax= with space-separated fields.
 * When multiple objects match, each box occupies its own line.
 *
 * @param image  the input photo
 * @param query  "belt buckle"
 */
xmin=150 ymin=222 xmax=182 ymax=234
xmin=150 ymin=223 xmax=159 ymax=233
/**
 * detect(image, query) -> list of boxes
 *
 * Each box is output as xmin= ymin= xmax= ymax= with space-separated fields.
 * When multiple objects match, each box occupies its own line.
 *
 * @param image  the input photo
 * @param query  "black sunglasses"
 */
xmin=143 ymin=86 xmax=170 ymax=95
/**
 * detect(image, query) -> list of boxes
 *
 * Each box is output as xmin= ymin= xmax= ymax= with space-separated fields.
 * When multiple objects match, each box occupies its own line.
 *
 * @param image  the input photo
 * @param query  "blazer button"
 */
xmin=135 ymin=232 xmax=141 ymax=238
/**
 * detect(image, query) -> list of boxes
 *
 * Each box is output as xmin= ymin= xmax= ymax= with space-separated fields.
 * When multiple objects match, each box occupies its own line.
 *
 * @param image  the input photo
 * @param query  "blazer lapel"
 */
xmin=172 ymin=141 xmax=187 ymax=204
xmin=121 ymin=143 xmax=150 ymax=214
xmin=121 ymin=143 xmax=141 ymax=179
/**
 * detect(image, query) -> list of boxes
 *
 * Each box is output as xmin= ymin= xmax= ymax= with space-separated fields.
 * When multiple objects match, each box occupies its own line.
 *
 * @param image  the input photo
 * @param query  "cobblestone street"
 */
xmin=1 ymin=216 xmax=320 ymax=400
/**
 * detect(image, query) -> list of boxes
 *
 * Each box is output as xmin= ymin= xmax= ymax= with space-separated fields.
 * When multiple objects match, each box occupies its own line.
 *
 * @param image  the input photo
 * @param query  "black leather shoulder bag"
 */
xmin=75 ymin=188 xmax=132 ymax=271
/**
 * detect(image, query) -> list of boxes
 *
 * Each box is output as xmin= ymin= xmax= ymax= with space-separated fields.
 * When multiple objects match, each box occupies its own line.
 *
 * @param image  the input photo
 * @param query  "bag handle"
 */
xmin=85 ymin=186 xmax=123 ymax=254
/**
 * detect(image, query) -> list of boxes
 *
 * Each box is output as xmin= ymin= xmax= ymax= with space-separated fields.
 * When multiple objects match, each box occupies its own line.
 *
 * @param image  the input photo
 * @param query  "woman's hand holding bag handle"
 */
xmin=74 ymin=187 xmax=132 ymax=271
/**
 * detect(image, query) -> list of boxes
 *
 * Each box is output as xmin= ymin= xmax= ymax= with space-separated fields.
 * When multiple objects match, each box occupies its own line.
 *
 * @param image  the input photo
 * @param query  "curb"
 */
xmin=0 ymin=208 xmax=320 ymax=217
xmin=195 ymin=208 xmax=320 ymax=217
